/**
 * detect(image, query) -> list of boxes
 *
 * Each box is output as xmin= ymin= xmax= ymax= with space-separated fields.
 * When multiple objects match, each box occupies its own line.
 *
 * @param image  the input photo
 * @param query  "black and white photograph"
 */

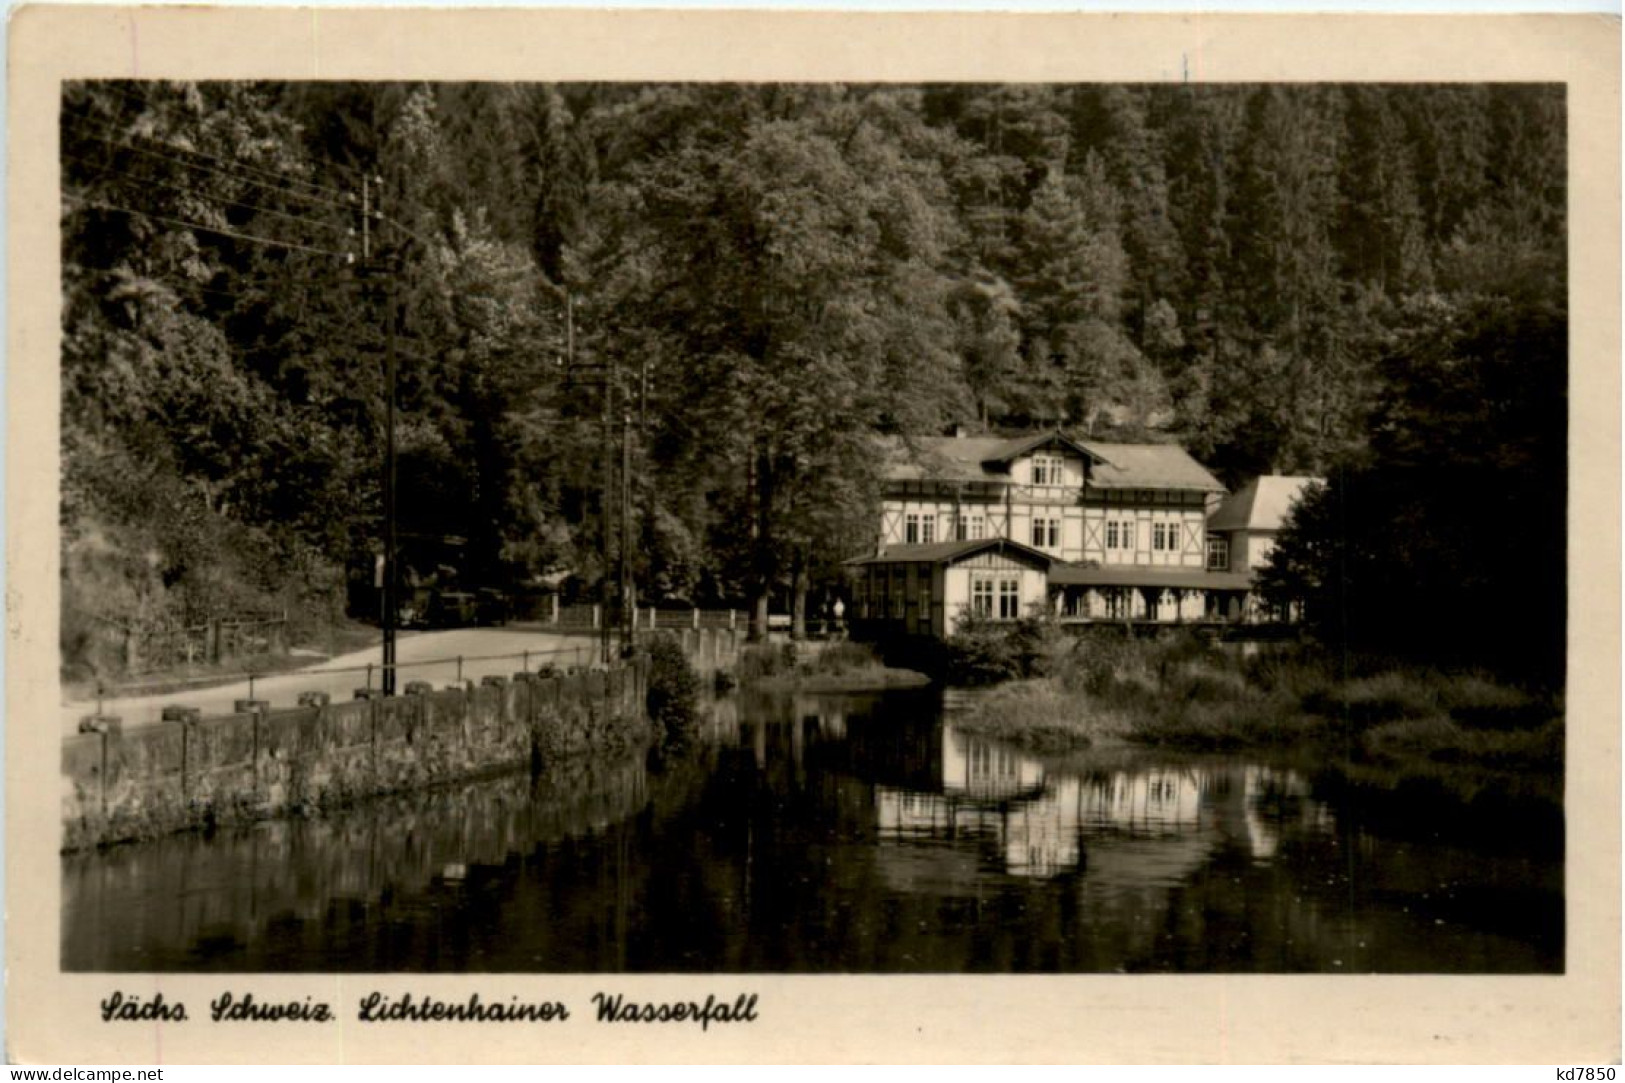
xmin=9 ymin=6 xmax=1619 ymax=1066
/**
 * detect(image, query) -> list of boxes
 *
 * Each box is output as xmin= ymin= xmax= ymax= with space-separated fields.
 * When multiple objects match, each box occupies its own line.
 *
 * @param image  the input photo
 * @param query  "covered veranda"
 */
xmin=1048 ymin=565 xmax=1257 ymax=626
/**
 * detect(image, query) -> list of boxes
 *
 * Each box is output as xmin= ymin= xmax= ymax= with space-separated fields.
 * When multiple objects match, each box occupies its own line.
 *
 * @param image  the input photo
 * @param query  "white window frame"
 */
xmin=905 ymin=513 xmax=919 ymax=544
xmin=920 ymin=514 xmax=935 ymax=544
xmin=998 ymin=577 xmax=1021 ymax=620
xmin=971 ymin=575 xmax=995 ymax=619
xmin=1207 ymin=536 xmax=1230 ymax=571
xmin=1031 ymin=516 xmax=1060 ymax=550
xmin=968 ymin=515 xmax=986 ymax=540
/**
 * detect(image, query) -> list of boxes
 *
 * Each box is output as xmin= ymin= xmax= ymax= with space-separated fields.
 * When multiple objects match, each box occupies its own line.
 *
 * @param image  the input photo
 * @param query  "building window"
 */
xmin=1106 ymin=520 xmax=1136 ymax=551
xmin=920 ymin=514 xmax=935 ymax=544
xmin=1031 ymin=516 xmax=1060 ymax=550
xmin=1207 ymin=537 xmax=1229 ymax=571
xmin=998 ymin=577 xmax=1021 ymax=620
xmin=1153 ymin=522 xmax=1179 ymax=551
xmin=968 ymin=515 xmax=985 ymax=540
xmin=1031 ymin=454 xmax=1064 ymax=487
xmin=971 ymin=576 xmax=995 ymax=619
xmin=905 ymin=513 xmax=919 ymax=544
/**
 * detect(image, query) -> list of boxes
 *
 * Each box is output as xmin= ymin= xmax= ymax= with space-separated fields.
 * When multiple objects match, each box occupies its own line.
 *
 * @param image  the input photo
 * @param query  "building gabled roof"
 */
xmin=978 ymin=430 xmax=1108 ymax=466
xmin=879 ymin=436 xmax=1011 ymax=483
xmin=1076 ymin=442 xmax=1226 ymax=492
xmin=1207 ymin=476 xmax=1323 ymax=532
xmin=843 ymin=537 xmax=1056 ymax=568
xmin=879 ymin=433 xmax=1224 ymax=493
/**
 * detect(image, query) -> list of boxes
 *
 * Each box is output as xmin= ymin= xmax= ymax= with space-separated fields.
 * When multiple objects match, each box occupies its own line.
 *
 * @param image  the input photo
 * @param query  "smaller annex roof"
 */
xmin=1207 ymin=476 xmax=1323 ymax=532
xmin=843 ymin=537 xmax=1056 ymax=568
xmin=1049 ymin=565 xmax=1255 ymax=592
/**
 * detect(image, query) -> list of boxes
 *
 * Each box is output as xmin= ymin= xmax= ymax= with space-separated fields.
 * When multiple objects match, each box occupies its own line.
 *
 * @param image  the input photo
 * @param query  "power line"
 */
xmin=64 ymin=112 xmax=355 ymax=213
xmin=64 ymin=192 xmax=349 ymax=260
xmin=64 ymin=103 xmax=462 ymax=266
xmin=62 ymin=95 xmax=357 ymax=202
xmin=61 ymin=148 xmax=354 ymax=241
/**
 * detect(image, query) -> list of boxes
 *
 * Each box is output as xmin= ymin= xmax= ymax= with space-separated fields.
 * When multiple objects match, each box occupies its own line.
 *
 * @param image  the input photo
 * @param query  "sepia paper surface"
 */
xmin=8 ymin=6 xmax=1620 ymax=1064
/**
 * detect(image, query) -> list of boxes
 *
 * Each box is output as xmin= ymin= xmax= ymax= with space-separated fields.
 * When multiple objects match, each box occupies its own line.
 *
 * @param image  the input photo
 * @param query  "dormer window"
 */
xmin=1031 ymin=454 xmax=1065 ymax=486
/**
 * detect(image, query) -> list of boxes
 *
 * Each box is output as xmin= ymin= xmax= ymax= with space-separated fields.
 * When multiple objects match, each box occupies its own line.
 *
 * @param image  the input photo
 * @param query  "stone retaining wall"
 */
xmin=61 ymin=660 xmax=650 ymax=852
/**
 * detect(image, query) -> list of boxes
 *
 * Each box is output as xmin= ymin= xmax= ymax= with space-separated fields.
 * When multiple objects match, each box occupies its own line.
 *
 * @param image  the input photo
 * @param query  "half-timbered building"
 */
xmin=850 ymin=431 xmax=1259 ymax=634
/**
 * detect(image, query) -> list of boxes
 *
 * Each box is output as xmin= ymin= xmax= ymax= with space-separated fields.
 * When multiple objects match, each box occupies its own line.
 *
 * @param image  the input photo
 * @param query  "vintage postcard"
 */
xmin=8 ymin=6 xmax=1620 ymax=1065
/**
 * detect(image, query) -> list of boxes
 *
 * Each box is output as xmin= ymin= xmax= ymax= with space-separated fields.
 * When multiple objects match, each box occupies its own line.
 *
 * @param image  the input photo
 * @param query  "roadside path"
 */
xmin=62 ymin=627 xmax=603 ymax=737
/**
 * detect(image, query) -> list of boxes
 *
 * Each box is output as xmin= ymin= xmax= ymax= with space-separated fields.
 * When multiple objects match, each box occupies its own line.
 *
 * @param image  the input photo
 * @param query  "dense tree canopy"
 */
xmin=59 ymin=81 xmax=1566 ymax=669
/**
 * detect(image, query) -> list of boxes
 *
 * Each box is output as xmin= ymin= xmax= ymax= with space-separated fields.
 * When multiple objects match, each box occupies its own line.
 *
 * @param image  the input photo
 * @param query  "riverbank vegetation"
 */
xmin=735 ymin=640 xmax=932 ymax=693
xmin=952 ymin=627 xmax=1562 ymax=772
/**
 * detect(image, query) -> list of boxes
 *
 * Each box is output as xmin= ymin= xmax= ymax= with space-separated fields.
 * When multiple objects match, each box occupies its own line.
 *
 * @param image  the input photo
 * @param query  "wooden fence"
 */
xmin=100 ymin=613 xmax=289 ymax=675
xmin=547 ymin=603 xmax=839 ymax=638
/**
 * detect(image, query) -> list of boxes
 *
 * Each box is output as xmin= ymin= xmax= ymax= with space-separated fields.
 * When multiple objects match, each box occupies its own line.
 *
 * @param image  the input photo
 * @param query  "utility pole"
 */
xmin=600 ymin=372 xmax=613 ymax=666
xmin=563 ymin=306 xmax=631 ymax=664
xmin=357 ymin=174 xmax=397 ymax=694
xmin=621 ymin=406 xmax=634 ymax=651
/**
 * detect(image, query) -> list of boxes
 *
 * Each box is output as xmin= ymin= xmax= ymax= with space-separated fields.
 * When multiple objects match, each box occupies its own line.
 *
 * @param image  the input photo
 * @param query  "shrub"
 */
xmin=804 ymin=640 xmax=881 ymax=676
xmin=1435 ymin=673 xmax=1548 ymax=731
xmin=953 ymin=678 xmax=1132 ymax=753
xmin=736 ymin=643 xmax=792 ymax=681
xmin=1303 ymin=671 xmax=1438 ymax=728
xmin=644 ymin=633 xmax=701 ymax=746
xmin=947 ymin=617 xmax=1068 ymax=686
xmin=1361 ymin=714 xmax=1461 ymax=760
xmin=1363 ymin=714 xmax=1563 ymax=768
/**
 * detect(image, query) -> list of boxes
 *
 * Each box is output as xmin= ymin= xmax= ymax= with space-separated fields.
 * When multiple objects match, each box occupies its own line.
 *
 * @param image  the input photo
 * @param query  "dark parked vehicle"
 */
xmin=424 ymin=590 xmax=479 ymax=628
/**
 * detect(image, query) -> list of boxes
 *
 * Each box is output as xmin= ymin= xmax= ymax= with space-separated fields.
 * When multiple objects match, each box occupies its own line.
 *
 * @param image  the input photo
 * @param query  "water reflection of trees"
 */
xmin=61 ymin=754 xmax=651 ymax=971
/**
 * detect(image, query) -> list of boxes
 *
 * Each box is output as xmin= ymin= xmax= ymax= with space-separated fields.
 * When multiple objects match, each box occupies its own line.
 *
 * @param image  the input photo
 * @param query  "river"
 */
xmin=61 ymin=686 xmax=1563 ymax=972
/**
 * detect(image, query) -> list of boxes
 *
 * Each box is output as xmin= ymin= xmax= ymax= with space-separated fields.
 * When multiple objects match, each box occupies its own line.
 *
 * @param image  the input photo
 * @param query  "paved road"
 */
xmin=62 ymin=627 xmax=606 ymax=737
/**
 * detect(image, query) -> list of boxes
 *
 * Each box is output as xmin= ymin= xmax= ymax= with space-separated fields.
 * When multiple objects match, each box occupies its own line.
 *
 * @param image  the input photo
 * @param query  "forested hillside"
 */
xmin=60 ymin=82 xmax=1566 ymax=675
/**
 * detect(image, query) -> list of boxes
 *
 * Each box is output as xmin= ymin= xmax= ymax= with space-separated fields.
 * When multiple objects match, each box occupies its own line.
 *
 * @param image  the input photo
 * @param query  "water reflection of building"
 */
xmin=873 ymin=724 xmax=1331 ymax=883
xmin=716 ymin=691 xmax=1333 ymax=890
